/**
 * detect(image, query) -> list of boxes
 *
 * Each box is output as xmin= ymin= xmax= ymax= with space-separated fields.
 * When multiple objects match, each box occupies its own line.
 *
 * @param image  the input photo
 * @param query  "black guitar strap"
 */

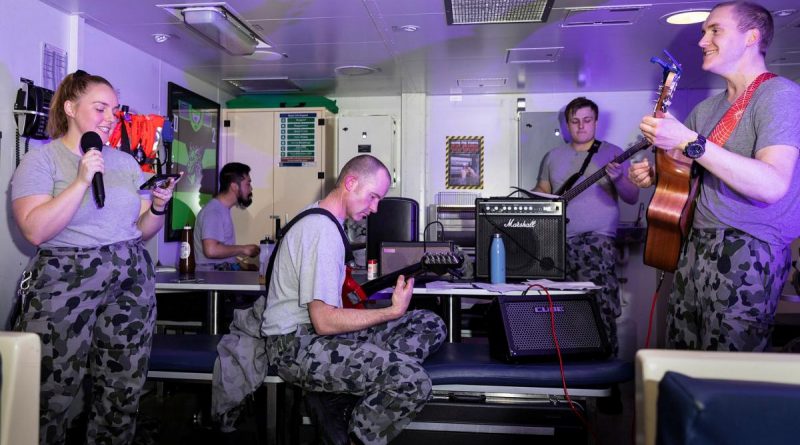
xmin=264 ymin=208 xmax=353 ymax=286
xmin=554 ymin=139 xmax=602 ymax=196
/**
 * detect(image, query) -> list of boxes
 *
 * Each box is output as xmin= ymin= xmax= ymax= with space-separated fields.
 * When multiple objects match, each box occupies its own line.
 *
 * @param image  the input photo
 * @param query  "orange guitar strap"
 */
xmin=707 ymin=72 xmax=777 ymax=146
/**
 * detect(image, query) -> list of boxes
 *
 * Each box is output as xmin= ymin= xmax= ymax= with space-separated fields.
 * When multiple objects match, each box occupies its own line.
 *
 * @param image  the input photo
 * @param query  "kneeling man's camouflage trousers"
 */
xmin=265 ymin=309 xmax=447 ymax=445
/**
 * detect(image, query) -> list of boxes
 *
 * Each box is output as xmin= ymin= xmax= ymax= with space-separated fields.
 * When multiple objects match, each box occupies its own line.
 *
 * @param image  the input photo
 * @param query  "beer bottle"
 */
xmin=179 ymin=225 xmax=196 ymax=278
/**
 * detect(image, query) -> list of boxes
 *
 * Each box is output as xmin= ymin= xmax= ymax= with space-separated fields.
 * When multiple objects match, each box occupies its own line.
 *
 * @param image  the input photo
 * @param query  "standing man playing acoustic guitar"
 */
xmin=535 ymin=97 xmax=639 ymax=356
xmin=628 ymin=1 xmax=800 ymax=351
xmin=262 ymin=155 xmax=446 ymax=445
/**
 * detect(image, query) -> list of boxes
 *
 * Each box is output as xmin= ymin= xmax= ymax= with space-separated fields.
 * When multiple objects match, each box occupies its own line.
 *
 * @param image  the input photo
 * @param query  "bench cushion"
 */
xmin=426 ymin=342 xmax=632 ymax=387
xmin=149 ymin=334 xmax=633 ymax=389
xmin=150 ymin=334 xmax=222 ymax=373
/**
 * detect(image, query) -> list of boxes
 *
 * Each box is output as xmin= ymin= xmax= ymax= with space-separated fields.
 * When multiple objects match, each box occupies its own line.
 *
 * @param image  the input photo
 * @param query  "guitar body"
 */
xmin=644 ymin=149 xmax=700 ymax=271
xmin=341 ymin=253 xmax=464 ymax=309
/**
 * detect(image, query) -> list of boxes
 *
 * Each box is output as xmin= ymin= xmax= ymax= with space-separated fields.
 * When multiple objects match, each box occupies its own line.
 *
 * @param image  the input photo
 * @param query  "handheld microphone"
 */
xmin=80 ymin=131 xmax=105 ymax=208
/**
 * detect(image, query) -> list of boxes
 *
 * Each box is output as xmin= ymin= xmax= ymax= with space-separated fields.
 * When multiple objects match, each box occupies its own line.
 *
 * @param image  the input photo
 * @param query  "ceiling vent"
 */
xmin=456 ymin=78 xmax=507 ymax=88
xmin=445 ymin=0 xmax=554 ymax=25
xmin=563 ymin=5 xmax=647 ymax=27
xmin=224 ymin=77 xmax=302 ymax=93
xmin=506 ymin=47 xmax=563 ymax=63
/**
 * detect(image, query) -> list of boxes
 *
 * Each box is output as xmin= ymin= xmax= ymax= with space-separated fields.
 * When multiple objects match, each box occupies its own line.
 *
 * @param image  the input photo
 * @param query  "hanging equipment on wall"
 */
xmin=108 ymin=107 xmax=166 ymax=173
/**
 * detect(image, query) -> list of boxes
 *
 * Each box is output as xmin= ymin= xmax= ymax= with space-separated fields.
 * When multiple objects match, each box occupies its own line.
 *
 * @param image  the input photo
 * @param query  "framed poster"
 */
xmin=165 ymin=82 xmax=220 ymax=242
xmin=446 ymin=136 xmax=484 ymax=189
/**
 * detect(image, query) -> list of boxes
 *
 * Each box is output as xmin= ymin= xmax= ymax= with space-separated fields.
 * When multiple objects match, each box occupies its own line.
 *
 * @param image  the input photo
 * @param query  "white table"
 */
xmin=155 ymin=270 xmax=264 ymax=334
xmin=410 ymin=285 xmax=592 ymax=342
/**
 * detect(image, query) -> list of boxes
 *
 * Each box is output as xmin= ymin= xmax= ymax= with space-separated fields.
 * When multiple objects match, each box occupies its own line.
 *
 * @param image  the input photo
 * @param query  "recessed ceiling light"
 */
xmin=663 ymin=9 xmax=710 ymax=25
xmin=393 ymin=24 xmax=419 ymax=32
xmin=152 ymin=33 xmax=173 ymax=43
xmin=334 ymin=65 xmax=379 ymax=76
xmin=773 ymin=9 xmax=797 ymax=18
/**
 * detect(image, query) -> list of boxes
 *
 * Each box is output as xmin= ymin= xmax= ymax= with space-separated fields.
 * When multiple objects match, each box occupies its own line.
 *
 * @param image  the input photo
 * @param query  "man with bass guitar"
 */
xmin=534 ymin=96 xmax=639 ymax=356
xmin=628 ymin=1 xmax=800 ymax=351
xmin=261 ymin=154 xmax=446 ymax=445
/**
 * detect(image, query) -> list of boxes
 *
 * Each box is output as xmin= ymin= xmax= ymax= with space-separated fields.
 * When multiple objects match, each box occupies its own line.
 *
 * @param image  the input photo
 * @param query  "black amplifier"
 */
xmin=475 ymin=198 xmax=565 ymax=280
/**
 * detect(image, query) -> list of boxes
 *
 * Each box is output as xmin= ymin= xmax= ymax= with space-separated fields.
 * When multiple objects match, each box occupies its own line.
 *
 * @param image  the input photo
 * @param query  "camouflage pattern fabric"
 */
xmin=15 ymin=239 xmax=156 ymax=445
xmin=667 ymin=228 xmax=791 ymax=351
xmin=264 ymin=309 xmax=446 ymax=445
xmin=566 ymin=233 xmax=620 ymax=356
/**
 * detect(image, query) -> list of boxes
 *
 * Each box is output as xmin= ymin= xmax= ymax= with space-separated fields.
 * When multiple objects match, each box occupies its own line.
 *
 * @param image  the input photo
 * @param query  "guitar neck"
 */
xmin=561 ymin=139 xmax=650 ymax=202
xmin=359 ymin=262 xmax=424 ymax=296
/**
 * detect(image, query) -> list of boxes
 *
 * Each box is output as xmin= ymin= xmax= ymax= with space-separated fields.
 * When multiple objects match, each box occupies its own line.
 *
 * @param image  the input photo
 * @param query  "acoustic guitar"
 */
xmin=342 ymin=252 xmax=464 ymax=309
xmin=640 ymin=53 xmax=695 ymax=272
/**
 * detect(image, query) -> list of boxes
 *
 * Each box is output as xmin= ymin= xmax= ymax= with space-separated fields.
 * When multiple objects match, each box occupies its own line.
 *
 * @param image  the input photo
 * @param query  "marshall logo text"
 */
xmin=503 ymin=219 xmax=537 ymax=229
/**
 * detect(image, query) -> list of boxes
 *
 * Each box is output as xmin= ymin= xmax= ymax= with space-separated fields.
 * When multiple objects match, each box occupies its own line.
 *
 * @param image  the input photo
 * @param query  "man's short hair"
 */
xmin=219 ymin=162 xmax=251 ymax=193
xmin=714 ymin=1 xmax=773 ymax=55
xmin=335 ymin=155 xmax=390 ymax=188
xmin=564 ymin=97 xmax=599 ymax=122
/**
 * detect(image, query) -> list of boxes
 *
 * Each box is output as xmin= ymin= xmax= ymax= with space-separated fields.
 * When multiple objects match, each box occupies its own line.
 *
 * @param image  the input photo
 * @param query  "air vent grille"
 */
xmin=445 ymin=0 xmax=554 ymax=25
xmin=224 ymin=77 xmax=302 ymax=93
xmin=563 ymin=6 xmax=646 ymax=27
xmin=456 ymin=78 xmax=507 ymax=88
xmin=506 ymin=47 xmax=563 ymax=64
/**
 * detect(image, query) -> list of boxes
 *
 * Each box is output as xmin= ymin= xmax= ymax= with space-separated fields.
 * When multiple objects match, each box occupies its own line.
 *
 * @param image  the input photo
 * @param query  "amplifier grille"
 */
xmin=475 ymin=199 xmax=565 ymax=280
xmin=488 ymin=295 xmax=611 ymax=362
xmin=504 ymin=300 xmax=604 ymax=351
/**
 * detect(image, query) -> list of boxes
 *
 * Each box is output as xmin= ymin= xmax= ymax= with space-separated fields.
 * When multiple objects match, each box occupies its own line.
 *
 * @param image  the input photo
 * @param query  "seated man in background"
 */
xmin=194 ymin=162 xmax=260 ymax=270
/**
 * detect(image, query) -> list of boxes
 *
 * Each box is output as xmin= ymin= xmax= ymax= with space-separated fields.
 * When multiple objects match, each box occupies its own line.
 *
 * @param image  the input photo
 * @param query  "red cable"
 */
xmin=527 ymin=284 xmax=599 ymax=444
xmin=644 ymin=272 xmax=666 ymax=348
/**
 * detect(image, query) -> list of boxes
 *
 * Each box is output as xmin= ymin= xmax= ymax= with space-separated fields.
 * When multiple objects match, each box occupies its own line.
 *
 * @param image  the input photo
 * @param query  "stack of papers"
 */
xmin=423 ymin=280 xmax=601 ymax=293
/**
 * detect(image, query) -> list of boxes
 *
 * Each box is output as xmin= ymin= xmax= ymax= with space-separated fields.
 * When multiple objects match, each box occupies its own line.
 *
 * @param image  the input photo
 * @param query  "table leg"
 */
xmin=208 ymin=290 xmax=219 ymax=335
xmin=441 ymin=295 xmax=461 ymax=343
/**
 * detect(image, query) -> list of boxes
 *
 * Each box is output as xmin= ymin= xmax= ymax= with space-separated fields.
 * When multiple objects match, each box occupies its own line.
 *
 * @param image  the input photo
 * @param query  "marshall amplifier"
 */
xmin=488 ymin=294 xmax=610 ymax=362
xmin=475 ymin=198 xmax=565 ymax=280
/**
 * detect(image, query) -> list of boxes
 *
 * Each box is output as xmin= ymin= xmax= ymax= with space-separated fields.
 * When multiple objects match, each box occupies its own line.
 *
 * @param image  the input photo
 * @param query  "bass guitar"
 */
xmin=342 ymin=252 xmax=464 ymax=309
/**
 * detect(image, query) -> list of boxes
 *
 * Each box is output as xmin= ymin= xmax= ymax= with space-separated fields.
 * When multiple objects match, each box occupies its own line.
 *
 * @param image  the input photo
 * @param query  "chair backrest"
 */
xmin=0 ymin=332 xmax=40 ymax=445
xmin=366 ymin=197 xmax=419 ymax=268
xmin=635 ymin=349 xmax=800 ymax=445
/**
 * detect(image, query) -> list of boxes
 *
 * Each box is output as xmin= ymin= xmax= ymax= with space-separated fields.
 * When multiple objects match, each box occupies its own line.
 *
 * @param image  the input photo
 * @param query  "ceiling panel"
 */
xmin=253 ymin=16 xmax=383 ymax=45
xmin=38 ymin=0 xmax=800 ymax=97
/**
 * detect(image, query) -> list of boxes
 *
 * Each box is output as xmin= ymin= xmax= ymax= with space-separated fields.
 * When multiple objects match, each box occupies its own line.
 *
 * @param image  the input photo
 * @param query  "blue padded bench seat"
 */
xmin=657 ymin=371 xmax=800 ymax=445
xmin=148 ymin=334 xmax=633 ymax=391
xmin=426 ymin=342 xmax=632 ymax=389
xmin=148 ymin=333 xmax=222 ymax=380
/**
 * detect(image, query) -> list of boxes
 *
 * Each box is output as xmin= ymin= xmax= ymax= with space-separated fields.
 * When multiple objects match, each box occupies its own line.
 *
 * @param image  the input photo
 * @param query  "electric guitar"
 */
xmin=558 ymin=52 xmax=682 ymax=205
xmin=342 ymin=252 xmax=465 ymax=309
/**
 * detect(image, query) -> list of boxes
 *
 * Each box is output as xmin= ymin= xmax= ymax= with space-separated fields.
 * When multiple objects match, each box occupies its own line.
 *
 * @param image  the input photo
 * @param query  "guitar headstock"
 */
xmin=650 ymin=50 xmax=682 ymax=117
xmin=421 ymin=251 xmax=465 ymax=275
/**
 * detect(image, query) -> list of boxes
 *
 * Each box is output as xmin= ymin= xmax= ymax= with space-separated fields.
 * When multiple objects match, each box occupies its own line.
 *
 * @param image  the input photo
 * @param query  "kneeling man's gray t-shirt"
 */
xmin=261 ymin=204 xmax=346 ymax=336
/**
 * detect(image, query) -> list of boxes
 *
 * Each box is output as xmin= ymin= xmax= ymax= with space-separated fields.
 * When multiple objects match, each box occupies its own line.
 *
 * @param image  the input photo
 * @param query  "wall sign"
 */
xmin=446 ymin=136 xmax=484 ymax=189
xmin=279 ymin=112 xmax=317 ymax=166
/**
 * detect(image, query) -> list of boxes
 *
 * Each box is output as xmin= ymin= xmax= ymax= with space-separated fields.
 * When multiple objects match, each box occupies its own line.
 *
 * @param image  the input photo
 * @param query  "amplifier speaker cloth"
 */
xmin=475 ymin=198 xmax=566 ymax=280
xmin=488 ymin=294 xmax=610 ymax=362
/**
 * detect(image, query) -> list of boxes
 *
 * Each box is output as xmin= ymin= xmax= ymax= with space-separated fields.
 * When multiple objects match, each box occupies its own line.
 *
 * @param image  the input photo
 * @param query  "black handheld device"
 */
xmin=140 ymin=174 xmax=180 ymax=190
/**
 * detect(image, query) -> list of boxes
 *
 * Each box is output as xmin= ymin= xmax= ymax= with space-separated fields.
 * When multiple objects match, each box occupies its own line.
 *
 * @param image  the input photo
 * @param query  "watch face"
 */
xmin=685 ymin=140 xmax=705 ymax=159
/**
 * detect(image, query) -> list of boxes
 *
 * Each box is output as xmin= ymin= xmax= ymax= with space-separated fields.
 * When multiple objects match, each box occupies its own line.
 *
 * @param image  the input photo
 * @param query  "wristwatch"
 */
xmin=683 ymin=134 xmax=706 ymax=159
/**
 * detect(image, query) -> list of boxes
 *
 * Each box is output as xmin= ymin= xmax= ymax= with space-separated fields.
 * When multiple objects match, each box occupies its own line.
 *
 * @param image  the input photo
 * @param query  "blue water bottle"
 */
xmin=490 ymin=233 xmax=506 ymax=284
